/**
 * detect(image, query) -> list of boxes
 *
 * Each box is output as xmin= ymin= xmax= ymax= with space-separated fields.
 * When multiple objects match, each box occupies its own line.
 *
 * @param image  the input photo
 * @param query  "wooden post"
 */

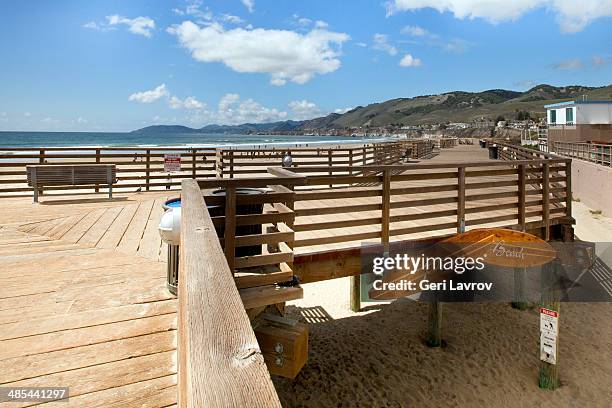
xmin=348 ymin=149 xmax=353 ymax=175
xmin=349 ymin=274 xmax=361 ymax=313
xmin=426 ymin=301 xmax=443 ymax=347
xmin=145 ymin=149 xmax=151 ymax=191
xmin=192 ymin=149 xmax=197 ymax=179
xmin=381 ymin=169 xmax=391 ymax=250
xmin=457 ymin=167 xmax=466 ymax=233
xmin=564 ymin=161 xmax=572 ymax=218
xmin=224 ymin=187 xmax=236 ymax=273
xmin=229 ymin=151 xmax=234 ymax=179
xmin=518 ymin=164 xmax=526 ymax=231
xmin=539 ymin=260 xmax=560 ymax=390
xmin=328 ymin=150 xmax=332 ymax=188
xmin=95 ymin=148 xmax=101 ymax=193
xmin=542 ymin=163 xmax=550 ymax=241
xmin=38 ymin=149 xmax=44 ymax=197
xmin=215 ymin=148 xmax=223 ymax=178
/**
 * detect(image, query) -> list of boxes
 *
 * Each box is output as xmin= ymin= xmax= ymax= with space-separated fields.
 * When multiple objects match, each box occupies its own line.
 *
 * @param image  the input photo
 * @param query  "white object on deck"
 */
xmin=159 ymin=208 xmax=181 ymax=245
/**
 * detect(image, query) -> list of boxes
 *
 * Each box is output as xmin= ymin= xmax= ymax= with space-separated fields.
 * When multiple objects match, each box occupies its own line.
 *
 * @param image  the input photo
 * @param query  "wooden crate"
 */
xmin=254 ymin=314 xmax=308 ymax=379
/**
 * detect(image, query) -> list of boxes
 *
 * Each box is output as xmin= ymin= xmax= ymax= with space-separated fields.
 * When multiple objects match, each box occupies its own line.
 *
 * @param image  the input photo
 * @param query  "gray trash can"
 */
xmin=488 ymin=144 xmax=498 ymax=159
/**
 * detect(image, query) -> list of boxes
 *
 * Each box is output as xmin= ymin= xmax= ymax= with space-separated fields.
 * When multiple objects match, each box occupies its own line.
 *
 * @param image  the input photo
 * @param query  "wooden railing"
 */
xmin=0 ymin=141 xmax=431 ymax=197
xmin=439 ymin=138 xmax=458 ymax=149
xmin=0 ymin=146 xmax=217 ymax=196
xmin=550 ymin=140 xmax=612 ymax=167
xmin=179 ymin=178 xmax=282 ymax=407
xmin=177 ymin=148 xmax=572 ymax=403
xmin=288 ymin=159 xmax=572 ymax=251
xmin=217 ymin=141 xmax=429 ymax=178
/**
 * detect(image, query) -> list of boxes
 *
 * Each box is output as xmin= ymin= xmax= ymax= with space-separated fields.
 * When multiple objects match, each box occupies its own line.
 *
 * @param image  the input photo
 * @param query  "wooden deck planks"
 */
xmin=5 ymin=351 xmax=176 ymax=407
xmin=137 ymin=196 xmax=166 ymax=260
xmin=0 ymin=191 xmax=178 ymax=406
xmin=96 ymin=204 xmax=139 ymax=249
xmin=78 ymin=206 xmax=123 ymax=246
xmin=1 ymin=331 xmax=176 ymax=384
xmin=117 ymin=199 xmax=155 ymax=254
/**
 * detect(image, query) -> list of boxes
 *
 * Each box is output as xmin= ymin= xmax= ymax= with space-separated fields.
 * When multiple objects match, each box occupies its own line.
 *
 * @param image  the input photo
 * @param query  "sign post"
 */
xmin=539 ymin=260 xmax=561 ymax=390
xmin=164 ymin=154 xmax=181 ymax=190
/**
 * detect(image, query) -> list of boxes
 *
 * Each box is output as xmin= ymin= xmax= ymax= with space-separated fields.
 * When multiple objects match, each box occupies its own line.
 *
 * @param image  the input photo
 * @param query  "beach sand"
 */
xmin=274 ymin=206 xmax=612 ymax=408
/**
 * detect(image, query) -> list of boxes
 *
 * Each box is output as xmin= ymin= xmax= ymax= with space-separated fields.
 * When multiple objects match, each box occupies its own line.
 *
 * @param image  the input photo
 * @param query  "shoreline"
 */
xmin=0 ymin=136 xmax=402 ymax=152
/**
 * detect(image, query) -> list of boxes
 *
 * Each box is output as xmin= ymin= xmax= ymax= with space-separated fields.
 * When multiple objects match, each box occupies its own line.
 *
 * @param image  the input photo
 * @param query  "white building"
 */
xmin=545 ymin=100 xmax=612 ymax=143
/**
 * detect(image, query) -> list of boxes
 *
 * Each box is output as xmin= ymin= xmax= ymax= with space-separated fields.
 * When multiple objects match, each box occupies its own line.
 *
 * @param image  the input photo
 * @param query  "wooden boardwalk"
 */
xmin=0 ymin=144 xmax=570 ymax=406
xmin=0 ymin=192 xmax=178 ymax=407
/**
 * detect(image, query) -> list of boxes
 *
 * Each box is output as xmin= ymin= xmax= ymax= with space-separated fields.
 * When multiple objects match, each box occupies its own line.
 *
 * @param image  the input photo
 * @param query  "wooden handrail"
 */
xmin=179 ymin=179 xmax=281 ymax=408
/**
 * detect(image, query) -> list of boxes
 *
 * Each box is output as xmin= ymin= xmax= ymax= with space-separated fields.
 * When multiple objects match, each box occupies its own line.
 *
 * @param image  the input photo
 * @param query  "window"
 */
xmin=550 ymin=109 xmax=556 ymax=124
xmin=566 ymin=107 xmax=574 ymax=124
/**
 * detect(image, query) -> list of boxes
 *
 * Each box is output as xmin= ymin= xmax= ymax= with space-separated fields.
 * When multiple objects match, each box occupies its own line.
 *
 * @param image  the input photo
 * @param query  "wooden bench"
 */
xmin=26 ymin=164 xmax=117 ymax=202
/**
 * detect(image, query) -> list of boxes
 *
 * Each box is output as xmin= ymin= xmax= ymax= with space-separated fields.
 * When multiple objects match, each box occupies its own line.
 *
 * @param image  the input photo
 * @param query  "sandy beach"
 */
xmin=275 ymin=204 xmax=612 ymax=408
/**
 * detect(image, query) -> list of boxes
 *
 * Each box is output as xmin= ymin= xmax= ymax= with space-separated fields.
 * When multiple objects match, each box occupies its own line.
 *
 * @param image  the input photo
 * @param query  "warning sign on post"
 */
xmin=164 ymin=154 xmax=181 ymax=173
xmin=540 ymin=307 xmax=559 ymax=365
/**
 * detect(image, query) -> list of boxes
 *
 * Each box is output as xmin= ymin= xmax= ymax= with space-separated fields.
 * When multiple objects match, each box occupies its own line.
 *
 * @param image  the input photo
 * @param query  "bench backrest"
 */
xmin=26 ymin=165 xmax=117 ymax=187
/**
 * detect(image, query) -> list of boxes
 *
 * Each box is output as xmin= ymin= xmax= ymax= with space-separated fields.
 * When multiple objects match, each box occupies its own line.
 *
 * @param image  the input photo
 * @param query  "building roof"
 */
xmin=545 ymin=100 xmax=612 ymax=109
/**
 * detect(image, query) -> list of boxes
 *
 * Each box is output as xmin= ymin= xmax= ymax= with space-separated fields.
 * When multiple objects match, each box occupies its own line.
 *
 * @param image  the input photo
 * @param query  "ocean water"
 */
xmin=0 ymin=131 xmax=393 ymax=149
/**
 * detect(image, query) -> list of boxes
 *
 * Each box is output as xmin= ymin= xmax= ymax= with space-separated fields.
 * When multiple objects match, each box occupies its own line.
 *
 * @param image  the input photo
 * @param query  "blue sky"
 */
xmin=0 ymin=0 xmax=610 ymax=132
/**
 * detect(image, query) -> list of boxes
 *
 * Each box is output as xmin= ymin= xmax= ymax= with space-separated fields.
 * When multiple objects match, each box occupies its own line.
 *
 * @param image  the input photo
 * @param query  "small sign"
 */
xmin=164 ymin=154 xmax=181 ymax=173
xmin=540 ymin=307 xmax=559 ymax=364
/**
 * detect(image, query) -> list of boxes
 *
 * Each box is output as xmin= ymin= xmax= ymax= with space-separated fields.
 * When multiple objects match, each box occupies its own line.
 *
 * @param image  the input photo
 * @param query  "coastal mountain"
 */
xmin=132 ymin=84 xmax=612 ymax=134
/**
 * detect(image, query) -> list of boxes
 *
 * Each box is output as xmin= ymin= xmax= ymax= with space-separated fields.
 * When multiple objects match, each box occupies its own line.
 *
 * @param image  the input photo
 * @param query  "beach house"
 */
xmin=545 ymin=100 xmax=612 ymax=143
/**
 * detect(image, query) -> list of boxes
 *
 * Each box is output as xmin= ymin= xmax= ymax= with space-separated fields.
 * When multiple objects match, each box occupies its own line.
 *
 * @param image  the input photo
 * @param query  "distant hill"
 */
xmin=132 ymin=84 xmax=612 ymax=134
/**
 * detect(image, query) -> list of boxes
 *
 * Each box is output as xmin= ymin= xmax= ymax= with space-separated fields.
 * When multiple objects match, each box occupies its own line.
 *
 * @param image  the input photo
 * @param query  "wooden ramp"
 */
xmin=0 ymin=193 xmax=178 ymax=407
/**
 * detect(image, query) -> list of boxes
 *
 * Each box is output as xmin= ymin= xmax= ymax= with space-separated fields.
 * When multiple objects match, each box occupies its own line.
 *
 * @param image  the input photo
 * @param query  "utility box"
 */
xmin=254 ymin=314 xmax=308 ymax=379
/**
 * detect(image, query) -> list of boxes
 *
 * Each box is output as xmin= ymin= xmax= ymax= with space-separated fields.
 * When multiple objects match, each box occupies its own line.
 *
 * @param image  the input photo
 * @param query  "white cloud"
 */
xmin=552 ymin=58 xmax=583 ymax=70
xmin=217 ymin=93 xmax=287 ymax=124
xmin=241 ymin=0 xmax=255 ymax=13
xmin=173 ymin=1 xmax=214 ymax=23
xmin=221 ymin=14 xmax=244 ymax=24
xmin=129 ymin=84 xmax=169 ymax=103
xmin=289 ymin=100 xmax=323 ymax=120
xmin=169 ymin=95 xmax=205 ymax=110
xmin=372 ymin=33 xmax=398 ymax=56
xmin=401 ymin=25 xmax=428 ymax=36
xmin=107 ymin=15 xmax=155 ymax=37
xmin=315 ymin=20 xmax=329 ymax=29
xmin=85 ymin=15 xmax=155 ymax=37
xmin=83 ymin=21 xmax=101 ymax=30
xmin=297 ymin=17 xmax=312 ymax=26
xmin=399 ymin=54 xmax=422 ymax=67
xmin=168 ymin=21 xmax=349 ymax=86
xmin=384 ymin=0 xmax=612 ymax=33
xmin=334 ymin=107 xmax=353 ymax=114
